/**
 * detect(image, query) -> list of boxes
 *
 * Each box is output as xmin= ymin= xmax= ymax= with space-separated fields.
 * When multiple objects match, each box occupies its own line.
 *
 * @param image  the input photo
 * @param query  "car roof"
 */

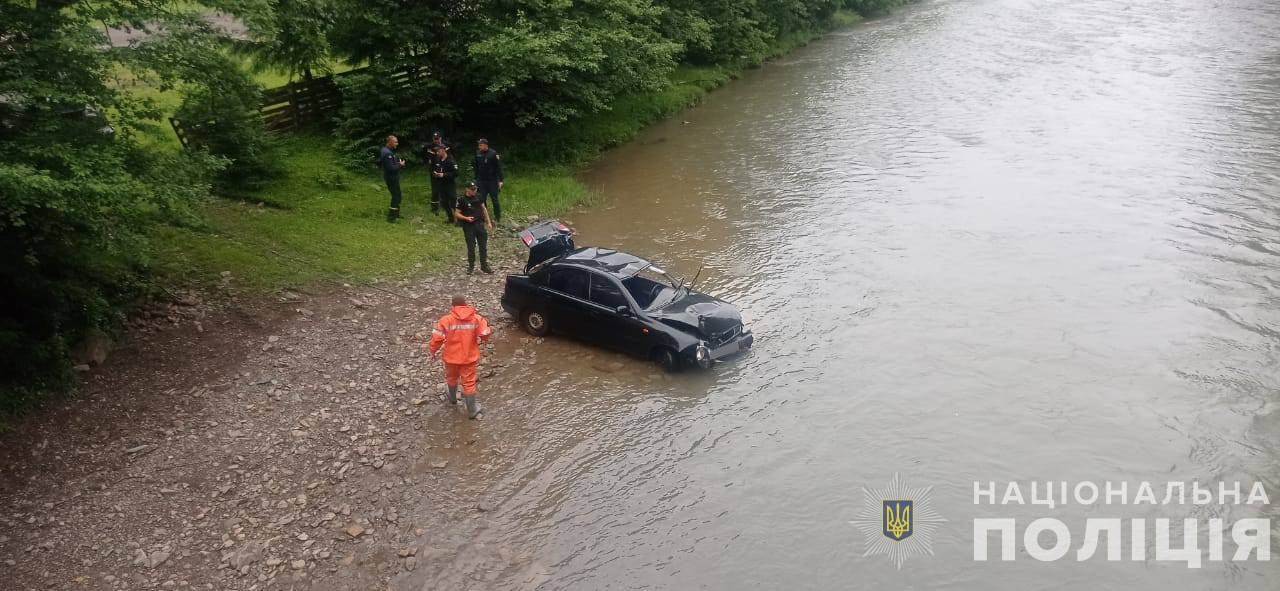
xmin=554 ymin=247 xmax=651 ymax=279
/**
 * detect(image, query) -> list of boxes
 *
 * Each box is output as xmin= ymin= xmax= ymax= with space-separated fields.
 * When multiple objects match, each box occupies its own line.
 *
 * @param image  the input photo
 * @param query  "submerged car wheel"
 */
xmin=652 ymin=347 xmax=680 ymax=373
xmin=521 ymin=309 xmax=550 ymax=337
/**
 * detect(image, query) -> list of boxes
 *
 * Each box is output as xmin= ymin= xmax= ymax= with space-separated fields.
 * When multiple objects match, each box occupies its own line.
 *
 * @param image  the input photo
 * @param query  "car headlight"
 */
xmin=695 ymin=343 xmax=711 ymax=368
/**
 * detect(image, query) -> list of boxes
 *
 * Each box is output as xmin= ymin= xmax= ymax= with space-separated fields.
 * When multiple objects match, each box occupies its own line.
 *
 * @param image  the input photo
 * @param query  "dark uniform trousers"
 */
xmin=385 ymin=173 xmax=402 ymax=211
xmin=477 ymin=180 xmax=501 ymax=223
xmin=461 ymin=222 xmax=489 ymax=268
xmin=431 ymin=180 xmax=456 ymax=220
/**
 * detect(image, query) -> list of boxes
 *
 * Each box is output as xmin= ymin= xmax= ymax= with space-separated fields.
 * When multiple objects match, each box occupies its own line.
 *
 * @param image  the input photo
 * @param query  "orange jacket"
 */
xmin=428 ymin=305 xmax=491 ymax=365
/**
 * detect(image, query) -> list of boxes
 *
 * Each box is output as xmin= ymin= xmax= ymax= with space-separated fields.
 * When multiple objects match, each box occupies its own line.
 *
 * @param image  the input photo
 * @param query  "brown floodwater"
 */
xmin=401 ymin=0 xmax=1280 ymax=588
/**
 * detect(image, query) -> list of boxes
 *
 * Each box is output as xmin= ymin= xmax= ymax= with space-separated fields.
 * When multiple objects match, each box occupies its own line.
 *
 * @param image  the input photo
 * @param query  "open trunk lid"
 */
xmin=519 ymin=220 xmax=575 ymax=272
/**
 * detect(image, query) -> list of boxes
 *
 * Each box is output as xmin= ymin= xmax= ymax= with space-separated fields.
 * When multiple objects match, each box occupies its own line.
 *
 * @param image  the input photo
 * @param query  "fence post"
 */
xmin=169 ymin=117 xmax=189 ymax=150
xmin=288 ymin=81 xmax=300 ymax=131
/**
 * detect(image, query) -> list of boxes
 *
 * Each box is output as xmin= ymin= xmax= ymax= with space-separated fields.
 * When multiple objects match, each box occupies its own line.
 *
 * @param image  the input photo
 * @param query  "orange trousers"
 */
xmin=444 ymin=362 xmax=478 ymax=395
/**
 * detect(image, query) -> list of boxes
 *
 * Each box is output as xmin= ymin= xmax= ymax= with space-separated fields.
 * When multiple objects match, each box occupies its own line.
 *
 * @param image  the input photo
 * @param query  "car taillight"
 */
xmin=556 ymin=223 xmax=569 ymax=232
xmin=521 ymin=234 xmax=534 ymax=246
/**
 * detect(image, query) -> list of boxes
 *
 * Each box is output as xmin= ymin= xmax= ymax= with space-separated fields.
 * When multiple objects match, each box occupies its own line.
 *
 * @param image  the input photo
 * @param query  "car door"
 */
xmin=544 ymin=266 xmax=592 ymax=337
xmin=586 ymin=272 xmax=650 ymax=356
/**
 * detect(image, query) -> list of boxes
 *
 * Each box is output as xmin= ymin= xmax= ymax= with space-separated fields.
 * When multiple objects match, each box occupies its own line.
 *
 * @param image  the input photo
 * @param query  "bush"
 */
xmin=332 ymin=64 xmax=452 ymax=170
xmin=174 ymin=66 xmax=277 ymax=193
xmin=0 ymin=0 xmax=224 ymax=414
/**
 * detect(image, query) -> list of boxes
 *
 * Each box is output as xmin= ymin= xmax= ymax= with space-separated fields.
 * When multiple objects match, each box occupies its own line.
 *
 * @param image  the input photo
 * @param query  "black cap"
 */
xmin=477 ymin=138 xmax=489 ymax=145
xmin=465 ymin=180 xmax=477 ymax=189
xmin=432 ymin=131 xmax=441 ymax=138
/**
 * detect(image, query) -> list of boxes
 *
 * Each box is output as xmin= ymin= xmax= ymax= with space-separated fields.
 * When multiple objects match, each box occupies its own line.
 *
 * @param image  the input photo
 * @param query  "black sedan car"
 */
xmin=500 ymin=221 xmax=753 ymax=371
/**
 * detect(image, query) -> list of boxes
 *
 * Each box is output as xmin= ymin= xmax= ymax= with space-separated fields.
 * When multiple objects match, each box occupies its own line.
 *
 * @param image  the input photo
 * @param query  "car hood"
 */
xmin=650 ymin=291 xmax=743 ymax=336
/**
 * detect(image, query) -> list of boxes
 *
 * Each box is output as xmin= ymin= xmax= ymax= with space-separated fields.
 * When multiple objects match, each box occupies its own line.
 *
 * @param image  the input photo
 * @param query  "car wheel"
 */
xmin=652 ymin=347 xmax=680 ymax=373
xmin=521 ymin=309 xmax=550 ymax=337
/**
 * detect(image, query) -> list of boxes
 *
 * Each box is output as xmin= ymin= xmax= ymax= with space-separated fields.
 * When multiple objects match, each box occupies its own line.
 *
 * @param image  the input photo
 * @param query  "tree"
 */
xmin=655 ymin=0 xmax=770 ymax=65
xmin=467 ymin=0 xmax=682 ymax=127
xmin=235 ymin=0 xmax=335 ymax=80
xmin=0 ymin=0 xmax=253 ymax=409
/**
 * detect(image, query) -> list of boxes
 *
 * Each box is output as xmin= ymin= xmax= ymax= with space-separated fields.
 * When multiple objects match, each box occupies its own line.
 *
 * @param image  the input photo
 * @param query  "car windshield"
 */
xmin=623 ymin=265 xmax=682 ymax=310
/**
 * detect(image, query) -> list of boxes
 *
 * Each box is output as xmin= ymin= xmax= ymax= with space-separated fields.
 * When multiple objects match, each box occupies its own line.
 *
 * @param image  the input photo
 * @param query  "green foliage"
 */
xmin=0 ymin=0 xmax=244 ymax=412
xmin=510 ymin=65 xmax=733 ymax=165
xmin=842 ymin=0 xmax=908 ymax=17
xmin=235 ymin=0 xmax=336 ymax=80
xmin=331 ymin=64 xmax=452 ymax=169
xmin=173 ymin=62 xmax=277 ymax=192
xmin=468 ymin=0 xmax=682 ymax=127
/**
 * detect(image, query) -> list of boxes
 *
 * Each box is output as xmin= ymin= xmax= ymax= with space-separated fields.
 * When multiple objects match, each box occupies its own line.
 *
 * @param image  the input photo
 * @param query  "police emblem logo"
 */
xmin=883 ymin=500 xmax=912 ymax=541
xmin=850 ymin=474 xmax=946 ymax=569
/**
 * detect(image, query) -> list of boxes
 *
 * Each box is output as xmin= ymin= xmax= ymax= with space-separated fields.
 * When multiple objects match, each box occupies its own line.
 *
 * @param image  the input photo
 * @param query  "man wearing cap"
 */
xmin=429 ymin=145 xmax=458 ymax=222
xmin=454 ymin=181 xmax=494 ymax=274
xmin=379 ymin=134 xmax=406 ymax=223
xmin=426 ymin=131 xmax=451 ymax=158
xmin=473 ymin=138 xmax=505 ymax=223
xmin=428 ymin=295 xmax=491 ymax=419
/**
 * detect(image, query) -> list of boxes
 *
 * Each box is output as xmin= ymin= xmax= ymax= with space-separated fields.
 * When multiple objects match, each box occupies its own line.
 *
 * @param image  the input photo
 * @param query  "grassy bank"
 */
xmin=152 ymin=10 xmax=862 ymax=293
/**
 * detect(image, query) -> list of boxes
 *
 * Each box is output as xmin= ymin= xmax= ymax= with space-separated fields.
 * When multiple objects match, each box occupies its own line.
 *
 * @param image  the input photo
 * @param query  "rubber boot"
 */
xmin=445 ymin=385 xmax=458 ymax=405
xmin=387 ymin=208 xmax=399 ymax=223
xmin=464 ymin=396 xmax=482 ymax=420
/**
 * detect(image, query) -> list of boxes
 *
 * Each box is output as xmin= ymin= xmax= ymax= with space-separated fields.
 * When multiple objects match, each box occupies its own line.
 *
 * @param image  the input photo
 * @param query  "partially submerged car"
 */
xmin=500 ymin=221 xmax=753 ymax=371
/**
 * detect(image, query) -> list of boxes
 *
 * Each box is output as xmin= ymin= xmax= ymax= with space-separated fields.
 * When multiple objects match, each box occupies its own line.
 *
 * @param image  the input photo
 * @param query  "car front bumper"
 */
xmin=689 ymin=330 xmax=753 ymax=367
xmin=709 ymin=330 xmax=753 ymax=360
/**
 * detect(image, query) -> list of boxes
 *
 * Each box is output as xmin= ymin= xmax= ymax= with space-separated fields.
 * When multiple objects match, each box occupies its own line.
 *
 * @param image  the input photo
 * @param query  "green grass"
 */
xmin=150 ymin=10 xmax=863 ymax=294
xmin=150 ymin=134 xmax=593 ymax=290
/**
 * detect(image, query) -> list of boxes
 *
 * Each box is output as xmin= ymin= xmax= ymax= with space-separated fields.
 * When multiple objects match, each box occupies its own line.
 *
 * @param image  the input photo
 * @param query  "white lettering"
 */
xmin=1192 ymin=482 xmax=1213 ymax=505
xmin=974 ymin=518 xmax=1017 ymax=561
xmin=1105 ymin=481 xmax=1128 ymax=505
xmin=1231 ymin=518 xmax=1270 ymax=561
xmin=1002 ymin=482 xmax=1025 ymax=505
xmin=1024 ymin=518 xmax=1071 ymax=562
xmin=1074 ymin=481 xmax=1099 ymax=505
xmin=1219 ymin=482 xmax=1241 ymax=505
xmin=1134 ymin=481 xmax=1157 ymax=504
xmin=1077 ymin=518 xmax=1122 ymax=561
xmin=1163 ymin=482 xmax=1185 ymax=504
xmin=1247 ymin=482 xmax=1270 ymax=505
xmin=1155 ymin=518 xmax=1201 ymax=568
xmin=1031 ymin=482 xmax=1056 ymax=509
xmin=974 ymin=481 xmax=996 ymax=504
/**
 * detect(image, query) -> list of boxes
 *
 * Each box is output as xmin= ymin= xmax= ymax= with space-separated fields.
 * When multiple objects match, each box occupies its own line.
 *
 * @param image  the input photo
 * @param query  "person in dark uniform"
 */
xmin=454 ymin=181 xmax=494 ymax=274
xmin=425 ymin=131 xmax=451 ymax=159
xmin=379 ymin=135 xmax=405 ymax=223
xmin=473 ymin=138 xmax=504 ymax=223
xmin=430 ymin=145 xmax=458 ymax=222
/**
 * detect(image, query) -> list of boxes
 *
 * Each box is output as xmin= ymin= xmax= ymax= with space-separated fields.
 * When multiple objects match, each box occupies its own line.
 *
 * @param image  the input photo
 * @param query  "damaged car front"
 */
xmin=643 ymin=280 xmax=754 ymax=368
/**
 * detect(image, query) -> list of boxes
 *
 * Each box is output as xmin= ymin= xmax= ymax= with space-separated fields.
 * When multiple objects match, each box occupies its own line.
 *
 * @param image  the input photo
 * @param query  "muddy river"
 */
xmin=409 ymin=0 xmax=1280 ymax=588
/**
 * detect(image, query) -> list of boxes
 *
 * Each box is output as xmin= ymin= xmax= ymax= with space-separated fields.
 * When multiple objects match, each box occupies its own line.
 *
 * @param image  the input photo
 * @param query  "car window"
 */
xmin=548 ymin=267 xmax=589 ymax=299
xmin=623 ymin=275 xmax=675 ymax=309
xmin=590 ymin=274 xmax=629 ymax=310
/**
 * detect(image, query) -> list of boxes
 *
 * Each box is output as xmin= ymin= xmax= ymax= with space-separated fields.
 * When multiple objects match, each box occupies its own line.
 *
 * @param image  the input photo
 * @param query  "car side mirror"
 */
xmin=616 ymin=305 xmax=630 ymax=316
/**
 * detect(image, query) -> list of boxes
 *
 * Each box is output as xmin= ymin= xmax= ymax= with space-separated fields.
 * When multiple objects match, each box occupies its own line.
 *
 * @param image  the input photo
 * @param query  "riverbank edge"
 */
xmin=148 ymin=9 xmax=866 ymax=295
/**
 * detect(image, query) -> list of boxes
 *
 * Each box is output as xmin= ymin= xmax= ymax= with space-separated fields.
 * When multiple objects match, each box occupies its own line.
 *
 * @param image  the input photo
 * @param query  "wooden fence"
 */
xmin=170 ymin=63 xmax=427 ymax=148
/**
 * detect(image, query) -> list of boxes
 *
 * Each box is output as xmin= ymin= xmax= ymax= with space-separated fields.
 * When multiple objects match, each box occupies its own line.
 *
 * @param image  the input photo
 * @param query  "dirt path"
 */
xmin=0 ymin=252 xmax=538 ymax=590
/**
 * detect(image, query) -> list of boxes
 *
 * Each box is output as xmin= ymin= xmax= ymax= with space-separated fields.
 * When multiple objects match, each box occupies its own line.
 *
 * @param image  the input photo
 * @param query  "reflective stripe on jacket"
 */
xmin=428 ymin=305 xmax=491 ymax=364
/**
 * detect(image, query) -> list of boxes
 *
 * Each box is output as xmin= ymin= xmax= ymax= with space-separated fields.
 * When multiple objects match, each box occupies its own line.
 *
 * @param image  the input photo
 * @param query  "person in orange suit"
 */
xmin=428 ymin=295 xmax=491 ymax=419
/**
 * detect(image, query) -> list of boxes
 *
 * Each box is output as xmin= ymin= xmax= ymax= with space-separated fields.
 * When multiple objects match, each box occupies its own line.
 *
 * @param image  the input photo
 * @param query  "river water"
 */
xmin=406 ymin=0 xmax=1280 ymax=589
